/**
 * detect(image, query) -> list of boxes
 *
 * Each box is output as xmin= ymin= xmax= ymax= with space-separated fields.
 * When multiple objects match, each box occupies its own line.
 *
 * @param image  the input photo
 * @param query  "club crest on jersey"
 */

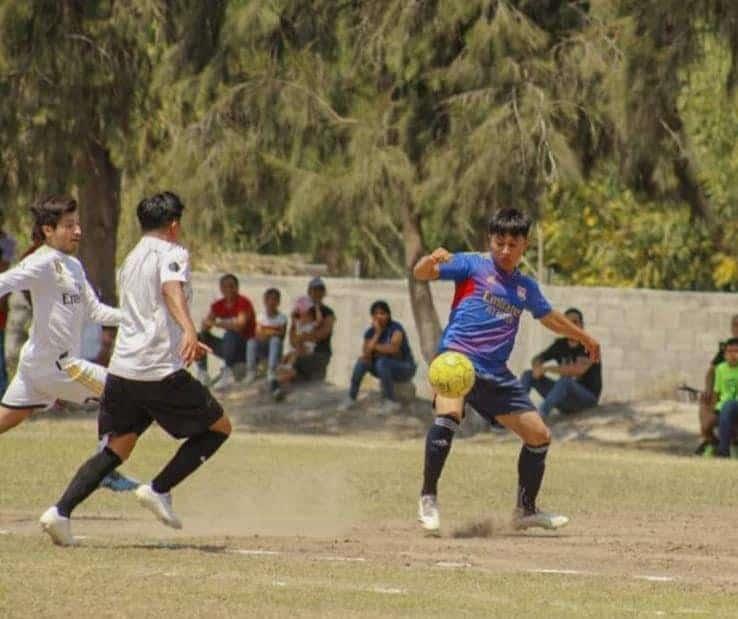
xmin=516 ymin=285 xmax=527 ymax=301
xmin=169 ymin=262 xmax=180 ymax=272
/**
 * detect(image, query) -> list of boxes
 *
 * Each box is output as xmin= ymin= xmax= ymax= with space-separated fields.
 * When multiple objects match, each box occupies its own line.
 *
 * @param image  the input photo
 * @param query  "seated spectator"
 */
xmin=696 ymin=314 xmax=738 ymax=455
xmin=714 ymin=338 xmax=738 ymax=458
xmin=278 ymin=296 xmax=317 ymax=380
xmin=245 ymin=288 xmax=287 ymax=399
xmin=338 ymin=300 xmax=416 ymax=415
xmin=520 ymin=307 xmax=601 ymax=418
xmin=288 ymin=277 xmax=335 ymax=382
xmin=196 ymin=273 xmax=255 ymax=390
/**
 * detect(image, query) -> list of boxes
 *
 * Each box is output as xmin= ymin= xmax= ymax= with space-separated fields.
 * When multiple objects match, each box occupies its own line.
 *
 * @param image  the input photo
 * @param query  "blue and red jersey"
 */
xmin=438 ymin=252 xmax=552 ymax=378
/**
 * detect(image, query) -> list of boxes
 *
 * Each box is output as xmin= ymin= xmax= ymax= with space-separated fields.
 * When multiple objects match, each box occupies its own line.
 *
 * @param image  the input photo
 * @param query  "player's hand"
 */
xmin=430 ymin=247 xmax=452 ymax=264
xmin=581 ymin=336 xmax=601 ymax=363
xmin=532 ymin=362 xmax=544 ymax=380
xmin=180 ymin=329 xmax=209 ymax=365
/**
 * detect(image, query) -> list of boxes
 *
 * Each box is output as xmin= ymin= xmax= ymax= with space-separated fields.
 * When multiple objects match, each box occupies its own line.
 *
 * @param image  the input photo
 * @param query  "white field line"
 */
xmin=316 ymin=555 xmax=367 ymax=562
xmin=526 ymin=568 xmax=592 ymax=576
xmin=435 ymin=561 xmax=472 ymax=568
xmin=635 ymin=575 xmax=676 ymax=583
xmin=227 ymin=548 xmax=281 ymax=556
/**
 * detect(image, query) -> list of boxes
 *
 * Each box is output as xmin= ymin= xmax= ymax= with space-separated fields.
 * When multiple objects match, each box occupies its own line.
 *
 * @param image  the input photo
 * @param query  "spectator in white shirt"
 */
xmin=245 ymin=288 xmax=287 ymax=400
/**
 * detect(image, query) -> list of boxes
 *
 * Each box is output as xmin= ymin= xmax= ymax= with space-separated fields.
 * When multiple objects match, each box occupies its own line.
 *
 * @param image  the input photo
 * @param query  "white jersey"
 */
xmin=109 ymin=235 xmax=191 ymax=381
xmin=0 ymin=245 xmax=121 ymax=370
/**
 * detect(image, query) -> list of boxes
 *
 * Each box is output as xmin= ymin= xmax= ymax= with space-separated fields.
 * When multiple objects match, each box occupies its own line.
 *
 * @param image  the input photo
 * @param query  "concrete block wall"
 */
xmin=192 ymin=274 xmax=737 ymax=403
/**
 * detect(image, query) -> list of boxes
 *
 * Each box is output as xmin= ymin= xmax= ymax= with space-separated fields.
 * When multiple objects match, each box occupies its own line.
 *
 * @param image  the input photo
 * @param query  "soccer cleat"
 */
xmin=512 ymin=508 xmax=569 ymax=531
xmin=99 ymin=470 xmax=139 ymax=492
xmin=40 ymin=506 xmax=76 ymax=546
xmin=135 ymin=484 xmax=183 ymax=529
xmin=417 ymin=494 xmax=440 ymax=532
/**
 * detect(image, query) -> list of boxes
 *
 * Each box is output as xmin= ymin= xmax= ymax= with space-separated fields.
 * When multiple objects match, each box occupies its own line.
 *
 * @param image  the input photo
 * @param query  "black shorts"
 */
xmin=464 ymin=371 xmax=536 ymax=422
xmin=294 ymin=352 xmax=330 ymax=381
xmin=102 ymin=370 xmax=224 ymax=439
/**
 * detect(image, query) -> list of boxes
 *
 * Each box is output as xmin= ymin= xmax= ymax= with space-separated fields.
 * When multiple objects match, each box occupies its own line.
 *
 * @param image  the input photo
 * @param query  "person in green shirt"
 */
xmin=714 ymin=337 xmax=738 ymax=458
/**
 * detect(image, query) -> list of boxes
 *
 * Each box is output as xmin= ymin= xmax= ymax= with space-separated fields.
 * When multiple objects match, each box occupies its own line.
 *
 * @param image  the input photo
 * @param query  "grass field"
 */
xmin=2 ymin=418 xmax=738 ymax=617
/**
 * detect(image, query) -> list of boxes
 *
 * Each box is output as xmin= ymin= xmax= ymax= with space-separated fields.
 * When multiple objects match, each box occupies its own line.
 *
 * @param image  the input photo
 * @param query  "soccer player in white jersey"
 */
xmin=41 ymin=192 xmax=232 ymax=546
xmin=0 ymin=195 xmax=137 ymax=491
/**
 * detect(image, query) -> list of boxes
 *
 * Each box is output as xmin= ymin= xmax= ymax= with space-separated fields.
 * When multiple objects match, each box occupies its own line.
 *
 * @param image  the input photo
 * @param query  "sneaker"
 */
xmin=194 ymin=366 xmax=210 ymax=386
xmin=99 ymin=470 xmax=139 ymax=492
xmin=417 ymin=494 xmax=440 ymax=532
xmin=703 ymin=443 xmax=717 ymax=458
xmin=40 ymin=506 xmax=76 ymax=546
xmin=512 ymin=508 xmax=569 ymax=531
xmin=695 ymin=440 xmax=718 ymax=456
xmin=337 ymin=397 xmax=357 ymax=412
xmin=243 ymin=370 xmax=257 ymax=386
xmin=377 ymin=400 xmax=402 ymax=416
xmin=135 ymin=484 xmax=183 ymax=529
xmin=212 ymin=367 xmax=235 ymax=392
xmin=269 ymin=379 xmax=285 ymax=402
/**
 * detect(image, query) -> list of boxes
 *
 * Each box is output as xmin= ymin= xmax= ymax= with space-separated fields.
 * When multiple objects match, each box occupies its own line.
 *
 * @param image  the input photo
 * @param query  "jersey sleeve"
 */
xmin=82 ymin=278 xmax=123 ymax=326
xmin=159 ymin=246 xmax=190 ymax=285
xmin=364 ymin=326 xmax=375 ymax=339
xmin=437 ymin=253 xmax=474 ymax=282
xmin=0 ymin=254 xmax=49 ymax=297
xmin=524 ymin=279 xmax=552 ymax=319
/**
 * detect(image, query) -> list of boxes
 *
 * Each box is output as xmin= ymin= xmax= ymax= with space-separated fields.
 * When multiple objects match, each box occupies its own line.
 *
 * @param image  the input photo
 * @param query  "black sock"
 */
xmin=56 ymin=447 xmax=122 ymax=517
xmin=151 ymin=430 xmax=228 ymax=494
xmin=421 ymin=415 xmax=459 ymax=496
xmin=517 ymin=443 xmax=549 ymax=514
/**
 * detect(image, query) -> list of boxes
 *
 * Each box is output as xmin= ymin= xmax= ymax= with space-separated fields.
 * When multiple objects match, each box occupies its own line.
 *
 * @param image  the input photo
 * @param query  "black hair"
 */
xmin=136 ymin=191 xmax=185 ymax=231
xmin=564 ymin=307 xmax=584 ymax=324
xmin=264 ymin=287 xmax=281 ymax=300
xmin=725 ymin=337 xmax=738 ymax=348
xmin=370 ymin=300 xmax=391 ymax=316
xmin=30 ymin=195 xmax=77 ymax=239
xmin=219 ymin=273 xmax=239 ymax=287
xmin=488 ymin=208 xmax=532 ymax=237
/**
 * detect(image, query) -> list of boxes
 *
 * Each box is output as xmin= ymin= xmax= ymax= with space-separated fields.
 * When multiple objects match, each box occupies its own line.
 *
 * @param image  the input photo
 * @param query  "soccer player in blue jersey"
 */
xmin=413 ymin=208 xmax=600 ymax=532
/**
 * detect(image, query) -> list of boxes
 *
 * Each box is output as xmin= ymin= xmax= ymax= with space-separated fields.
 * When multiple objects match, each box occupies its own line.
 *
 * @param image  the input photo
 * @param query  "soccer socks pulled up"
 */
xmin=56 ymin=447 xmax=122 ymax=517
xmin=151 ymin=430 xmax=228 ymax=494
xmin=421 ymin=415 xmax=459 ymax=496
xmin=517 ymin=443 xmax=549 ymax=514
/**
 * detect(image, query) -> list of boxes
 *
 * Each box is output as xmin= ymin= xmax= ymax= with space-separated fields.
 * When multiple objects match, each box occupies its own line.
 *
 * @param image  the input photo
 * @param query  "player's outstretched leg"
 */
xmin=418 ymin=395 xmax=462 ymax=532
xmin=497 ymin=411 xmax=569 ymax=531
xmin=0 ymin=406 xmax=33 ymax=434
xmin=40 ymin=439 xmax=132 ymax=546
xmin=136 ymin=415 xmax=231 ymax=529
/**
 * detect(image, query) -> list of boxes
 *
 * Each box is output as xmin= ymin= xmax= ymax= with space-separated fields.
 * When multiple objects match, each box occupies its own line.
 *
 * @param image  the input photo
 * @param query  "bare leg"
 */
xmin=0 ymin=406 xmax=33 ymax=434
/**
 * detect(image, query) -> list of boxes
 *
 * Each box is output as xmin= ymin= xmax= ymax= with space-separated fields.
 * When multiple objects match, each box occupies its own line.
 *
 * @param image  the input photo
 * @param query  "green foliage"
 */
xmin=1 ymin=0 xmax=737 ymax=293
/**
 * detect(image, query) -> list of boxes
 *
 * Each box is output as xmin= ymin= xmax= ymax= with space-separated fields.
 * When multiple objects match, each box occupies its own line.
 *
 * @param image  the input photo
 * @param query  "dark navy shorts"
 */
xmin=464 ymin=370 xmax=535 ymax=422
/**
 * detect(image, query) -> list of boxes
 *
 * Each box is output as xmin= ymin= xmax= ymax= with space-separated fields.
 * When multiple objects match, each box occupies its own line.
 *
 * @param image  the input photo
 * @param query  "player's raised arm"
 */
xmin=0 ymin=257 xmax=46 ymax=298
xmin=82 ymin=279 xmax=123 ymax=326
xmin=413 ymin=248 xmax=453 ymax=281
xmin=539 ymin=310 xmax=601 ymax=363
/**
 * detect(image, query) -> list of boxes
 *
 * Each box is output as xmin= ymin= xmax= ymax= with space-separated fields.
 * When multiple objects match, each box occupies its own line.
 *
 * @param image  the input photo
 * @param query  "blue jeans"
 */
xmin=197 ymin=330 xmax=246 ymax=370
xmin=0 ymin=330 xmax=6 ymax=396
xmin=717 ymin=400 xmax=738 ymax=457
xmin=349 ymin=357 xmax=416 ymax=402
xmin=520 ymin=370 xmax=598 ymax=418
xmin=246 ymin=336 xmax=284 ymax=381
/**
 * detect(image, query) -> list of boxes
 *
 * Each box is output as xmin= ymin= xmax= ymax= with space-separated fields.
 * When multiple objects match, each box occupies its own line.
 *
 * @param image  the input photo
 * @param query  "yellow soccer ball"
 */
xmin=428 ymin=351 xmax=476 ymax=398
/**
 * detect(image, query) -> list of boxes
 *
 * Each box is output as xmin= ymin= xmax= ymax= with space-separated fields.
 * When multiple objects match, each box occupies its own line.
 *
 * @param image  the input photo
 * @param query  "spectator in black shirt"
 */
xmin=695 ymin=314 xmax=738 ymax=454
xmin=520 ymin=307 xmax=602 ymax=418
xmin=291 ymin=277 xmax=335 ymax=381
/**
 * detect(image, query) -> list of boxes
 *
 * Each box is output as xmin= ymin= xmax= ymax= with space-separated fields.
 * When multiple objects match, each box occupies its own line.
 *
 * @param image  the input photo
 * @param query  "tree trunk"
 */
xmin=400 ymin=200 xmax=442 ymax=364
xmin=76 ymin=140 xmax=121 ymax=305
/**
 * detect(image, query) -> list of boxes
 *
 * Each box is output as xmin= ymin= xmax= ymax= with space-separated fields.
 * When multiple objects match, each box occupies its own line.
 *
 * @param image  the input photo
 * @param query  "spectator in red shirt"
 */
xmin=196 ymin=273 xmax=255 ymax=391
